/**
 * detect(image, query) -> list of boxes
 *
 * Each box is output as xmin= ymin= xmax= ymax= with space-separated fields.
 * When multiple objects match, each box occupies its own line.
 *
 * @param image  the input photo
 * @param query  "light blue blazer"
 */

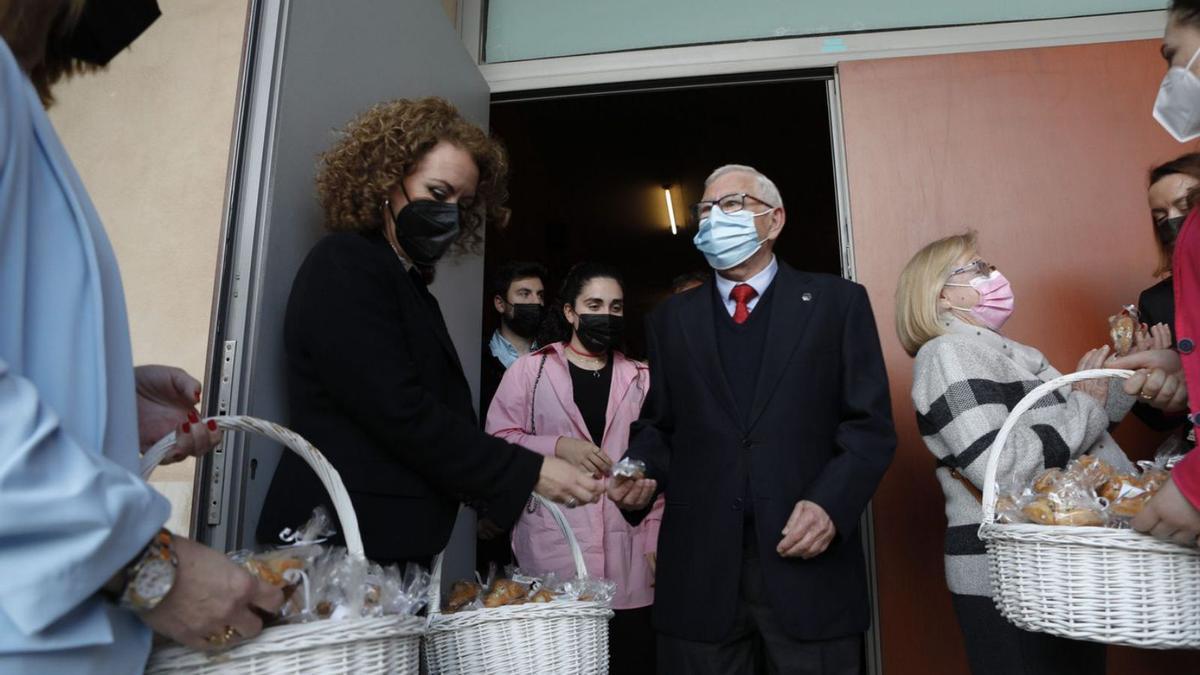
xmin=0 ymin=39 xmax=170 ymax=673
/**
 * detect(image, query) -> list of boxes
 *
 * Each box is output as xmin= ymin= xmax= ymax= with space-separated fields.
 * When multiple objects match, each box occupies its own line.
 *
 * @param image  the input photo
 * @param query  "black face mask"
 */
xmin=65 ymin=0 xmax=161 ymax=66
xmin=391 ymin=193 xmax=461 ymax=268
xmin=504 ymin=302 xmax=544 ymax=339
xmin=1156 ymin=215 xmax=1187 ymax=250
xmin=575 ymin=313 xmax=624 ymax=353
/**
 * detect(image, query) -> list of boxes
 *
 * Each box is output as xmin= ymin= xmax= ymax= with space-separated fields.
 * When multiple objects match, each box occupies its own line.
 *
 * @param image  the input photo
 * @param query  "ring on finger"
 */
xmin=565 ymin=496 xmax=578 ymax=508
xmin=206 ymin=625 xmax=239 ymax=648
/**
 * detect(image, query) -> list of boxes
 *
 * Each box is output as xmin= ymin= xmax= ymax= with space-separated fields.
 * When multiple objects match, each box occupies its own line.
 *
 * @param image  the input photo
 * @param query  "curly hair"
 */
xmin=315 ymin=97 xmax=509 ymax=254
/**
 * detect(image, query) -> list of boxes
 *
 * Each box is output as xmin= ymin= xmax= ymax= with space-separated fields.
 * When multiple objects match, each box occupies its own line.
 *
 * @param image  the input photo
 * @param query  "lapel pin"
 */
xmin=801 ymin=292 xmax=813 ymax=302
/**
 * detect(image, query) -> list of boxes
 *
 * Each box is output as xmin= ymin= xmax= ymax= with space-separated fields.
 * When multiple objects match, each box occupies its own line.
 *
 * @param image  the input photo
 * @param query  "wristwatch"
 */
xmin=109 ymin=529 xmax=178 ymax=611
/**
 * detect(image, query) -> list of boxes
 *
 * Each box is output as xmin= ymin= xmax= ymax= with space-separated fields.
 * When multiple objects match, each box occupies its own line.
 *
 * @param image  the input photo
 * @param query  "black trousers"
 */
xmin=951 ymin=594 xmax=1105 ymax=675
xmin=656 ymin=522 xmax=863 ymax=675
xmin=611 ymin=606 xmax=656 ymax=675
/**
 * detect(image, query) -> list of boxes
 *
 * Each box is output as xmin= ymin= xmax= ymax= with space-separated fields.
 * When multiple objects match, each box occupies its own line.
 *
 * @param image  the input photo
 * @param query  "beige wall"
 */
xmin=49 ymin=0 xmax=249 ymax=535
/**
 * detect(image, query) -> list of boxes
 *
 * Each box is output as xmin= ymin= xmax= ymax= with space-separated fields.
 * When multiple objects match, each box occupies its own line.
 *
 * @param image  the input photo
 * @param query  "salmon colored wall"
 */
xmin=841 ymin=40 xmax=1200 ymax=674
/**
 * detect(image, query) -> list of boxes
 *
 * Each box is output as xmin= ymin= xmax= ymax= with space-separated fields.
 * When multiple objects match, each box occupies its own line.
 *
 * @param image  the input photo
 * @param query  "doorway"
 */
xmin=482 ymin=73 xmax=843 ymax=358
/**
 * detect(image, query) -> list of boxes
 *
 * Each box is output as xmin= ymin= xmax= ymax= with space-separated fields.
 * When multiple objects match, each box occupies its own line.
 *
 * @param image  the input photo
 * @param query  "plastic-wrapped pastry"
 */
xmin=529 ymin=589 xmax=555 ymax=603
xmin=611 ymin=457 xmax=647 ymax=480
xmin=483 ymin=579 xmax=529 ymax=608
xmin=446 ymin=580 xmax=482 ymax=612
xmin=1032 ymin=468 xmax=1063 ymax=494
xmin=1108 ymin=305 xmax=1139 ymax=356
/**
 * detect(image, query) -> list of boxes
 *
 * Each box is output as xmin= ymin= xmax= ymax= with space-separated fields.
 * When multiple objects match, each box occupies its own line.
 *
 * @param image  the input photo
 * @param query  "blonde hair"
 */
xmin=895 ymin=231 xmax=978 ymax=357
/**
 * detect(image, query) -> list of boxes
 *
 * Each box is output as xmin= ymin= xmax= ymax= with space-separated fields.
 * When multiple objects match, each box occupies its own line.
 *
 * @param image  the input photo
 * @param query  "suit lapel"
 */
xmin=392 ymin=257 xmax=465 ymax=375
xmin=679 ymin=283 xmax=743 ymax=429
xmin=747 ymin=264 xmax=816 ymax=430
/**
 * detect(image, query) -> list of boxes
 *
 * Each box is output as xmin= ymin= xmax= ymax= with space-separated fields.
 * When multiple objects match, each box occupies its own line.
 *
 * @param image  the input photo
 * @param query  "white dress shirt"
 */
xmin=714 ymin=255 xmax=779 ymax=317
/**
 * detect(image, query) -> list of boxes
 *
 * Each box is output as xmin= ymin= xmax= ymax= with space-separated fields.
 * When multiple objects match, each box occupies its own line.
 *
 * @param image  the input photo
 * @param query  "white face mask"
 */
xmin=1154 ymin=45 xmax=1200 ymax=142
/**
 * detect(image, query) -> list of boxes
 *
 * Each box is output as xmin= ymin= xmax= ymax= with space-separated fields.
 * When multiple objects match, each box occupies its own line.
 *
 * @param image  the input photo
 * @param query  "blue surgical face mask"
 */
xmin=693 ymin=207 xmax=773 ymax=271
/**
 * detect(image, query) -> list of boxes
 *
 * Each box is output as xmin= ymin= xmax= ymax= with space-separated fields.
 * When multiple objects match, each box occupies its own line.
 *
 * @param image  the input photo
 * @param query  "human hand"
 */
xmin=777 ymin=500 xmax=836 ymax=559
xmin=1107 ymin=348 xmax=1183 ymax=375
xmin=554 ymin=437 xmax=613 ymax=478
xmin=1129 ymin=323 xmax=1173 ymax=354
xmin=1071 ymin=346 xmax=1111 ymax=406
xmin=535 ymin=456 xmax=604 ymax=508
xmin=135 ymin=365 xmax=221 ymax=462
xmin=646 ymin=551 xmax=657 ymax=581
xmin=606 ymin=474 xmax=657 ymax=511
xmin=139 ymin=536 xmax=284 ymax=651
xmin=1132 ymin=478 xmax=1200 ymax=547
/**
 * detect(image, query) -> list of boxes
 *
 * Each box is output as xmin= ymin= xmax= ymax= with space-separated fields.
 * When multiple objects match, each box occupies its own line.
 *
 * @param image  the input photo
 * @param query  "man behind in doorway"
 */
xmin=609 ymin=165 xmax=896 ymax=674
xmin=477 ymin=261 xmax=547 ymax=574
xmin=671 ymin=270 xmax=709 ymax=295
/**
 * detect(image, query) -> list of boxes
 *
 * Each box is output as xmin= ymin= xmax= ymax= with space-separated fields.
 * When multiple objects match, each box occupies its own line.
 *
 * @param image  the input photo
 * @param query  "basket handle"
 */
xmin=139 ymin=415 xmax=365 ymax=559
xmin=427 ymin=494 xmax=586 ymax=616
xmin=978 ymin=368 xmax=1133 ymax=529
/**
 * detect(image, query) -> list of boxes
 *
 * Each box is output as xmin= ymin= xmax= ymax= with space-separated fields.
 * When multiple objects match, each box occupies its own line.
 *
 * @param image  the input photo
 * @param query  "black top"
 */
xmin=570 ymin=359 xmax=613 ymax=445
xmin=622 ymin=261 xmax=897 ymax=642
xmin=256 ymin=231 xmax=543 ymax=564
xmin=1135 ymin=277 xmax=1188 ymax=435
xmin=1138 ymin=277 xmax=1176 ymax=346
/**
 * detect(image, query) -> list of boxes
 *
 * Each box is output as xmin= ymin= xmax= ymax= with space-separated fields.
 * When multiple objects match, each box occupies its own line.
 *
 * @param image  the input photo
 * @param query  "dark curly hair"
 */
xmin=315 ymin=97 xmax=510 ymax=254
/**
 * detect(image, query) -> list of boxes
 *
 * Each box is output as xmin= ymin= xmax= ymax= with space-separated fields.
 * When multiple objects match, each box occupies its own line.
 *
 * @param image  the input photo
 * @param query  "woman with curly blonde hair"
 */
xmin=257 ymin=97 xmax=603 ymax=566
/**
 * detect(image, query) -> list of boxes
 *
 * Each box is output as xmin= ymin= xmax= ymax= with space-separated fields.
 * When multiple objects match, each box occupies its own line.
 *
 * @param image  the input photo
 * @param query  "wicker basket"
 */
xmin=978 ymin=369 xmax=1200 ymax=649
xmin=423 ymin=494 xmax=613 ymax=674
xmin=139 ymin=415 xmax=424 ymax=674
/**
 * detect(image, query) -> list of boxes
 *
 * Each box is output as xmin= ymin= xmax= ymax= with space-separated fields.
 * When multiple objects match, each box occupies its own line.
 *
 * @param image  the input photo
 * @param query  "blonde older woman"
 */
xmin=896 ymin=232 xmax=1136 ymax=675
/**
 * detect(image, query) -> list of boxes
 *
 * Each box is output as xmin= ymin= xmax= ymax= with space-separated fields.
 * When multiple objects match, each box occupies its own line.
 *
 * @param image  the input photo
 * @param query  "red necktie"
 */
xmin=731 ymin=283 xmax=758 ymax=325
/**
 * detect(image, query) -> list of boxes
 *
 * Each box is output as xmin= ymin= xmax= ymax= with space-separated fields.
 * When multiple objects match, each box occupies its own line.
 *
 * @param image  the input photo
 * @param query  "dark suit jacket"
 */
xmin=257 ymin=232 xmax=542 ymax=562
xmin=479 ymin=338 xmax=506 ymax=418
xmin=624 ymin=261 xmax=896 ymax=642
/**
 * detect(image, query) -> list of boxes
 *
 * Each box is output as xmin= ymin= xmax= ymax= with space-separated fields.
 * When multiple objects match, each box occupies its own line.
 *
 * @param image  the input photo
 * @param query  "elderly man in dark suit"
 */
xmin=609 ymin=165 xmax=896 ymax=675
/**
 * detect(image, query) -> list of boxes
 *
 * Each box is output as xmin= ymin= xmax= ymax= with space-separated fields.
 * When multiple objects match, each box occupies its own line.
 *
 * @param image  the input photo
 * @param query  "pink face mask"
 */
xmin=946 ymin=270 xmax=1014 ymax=331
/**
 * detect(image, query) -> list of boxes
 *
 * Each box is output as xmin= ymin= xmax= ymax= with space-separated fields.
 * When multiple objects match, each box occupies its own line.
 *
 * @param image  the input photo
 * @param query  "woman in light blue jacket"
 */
xmin=0 ymin=3 xmax=279 ymax=672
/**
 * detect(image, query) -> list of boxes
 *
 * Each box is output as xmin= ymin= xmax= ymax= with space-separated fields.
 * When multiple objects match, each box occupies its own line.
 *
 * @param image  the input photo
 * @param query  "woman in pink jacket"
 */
xmin=486 ymin=262 xmax=663 ymax=674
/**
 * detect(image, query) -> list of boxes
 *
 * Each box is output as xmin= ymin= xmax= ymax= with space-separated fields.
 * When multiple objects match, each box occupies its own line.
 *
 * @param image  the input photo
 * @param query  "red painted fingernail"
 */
xmin=207 ymin=420 xmax=217 ymax=431
xmin=188 ymin=411 xmax=199 ymax=424
xmin=182 ymin=422 xmax=191 ymax=433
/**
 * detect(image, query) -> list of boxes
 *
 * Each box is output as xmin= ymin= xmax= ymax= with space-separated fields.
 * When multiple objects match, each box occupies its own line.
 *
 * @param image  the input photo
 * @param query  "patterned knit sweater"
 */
xmin=911 ymin=317 xmax=1134 ymax=596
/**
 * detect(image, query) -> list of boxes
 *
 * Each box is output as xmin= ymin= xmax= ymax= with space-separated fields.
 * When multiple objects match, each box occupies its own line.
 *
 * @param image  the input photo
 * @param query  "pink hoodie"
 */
xmin=485 ymin=342 xmax=663 ymax=610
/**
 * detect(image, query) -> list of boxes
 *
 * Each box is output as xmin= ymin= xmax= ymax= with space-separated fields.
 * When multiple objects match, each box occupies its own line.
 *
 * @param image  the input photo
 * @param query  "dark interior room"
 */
xmin=483 ymin=76 xmax=843 ymax=359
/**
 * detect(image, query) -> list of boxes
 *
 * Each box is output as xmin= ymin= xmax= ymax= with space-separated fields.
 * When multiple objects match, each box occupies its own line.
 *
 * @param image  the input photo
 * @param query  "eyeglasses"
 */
xmin=691 ymin=193 xmax=776 ymax=222
xmin=948 ymin=259 xmax=996 ymax=279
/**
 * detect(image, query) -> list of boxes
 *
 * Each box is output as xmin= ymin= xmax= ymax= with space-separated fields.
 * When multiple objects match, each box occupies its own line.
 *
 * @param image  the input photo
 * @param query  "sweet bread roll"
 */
xmin=243 ymin=557 xmax=304 ymax=586
xmin=1109 ymin=493 xmax=1151 ymax=518
xmin=1022 ymin=498 xmax=1057 ymax=525
xmin=1070 ymin=456 xmax=1116 ymax=489
xmin=1032 ymin=469 xmax=1063 ymax=495
xmin=446 ymin=580 xmax=481 ymax=612
xmin=1054 ymin=508 xmax=1106 ymax=527
xmin=483 ymin=579 xmax=529 ymax=608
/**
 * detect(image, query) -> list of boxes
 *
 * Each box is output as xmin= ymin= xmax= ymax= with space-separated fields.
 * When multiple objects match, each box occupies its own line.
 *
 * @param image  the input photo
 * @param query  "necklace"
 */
xmin=567 ymin=343 xmax=606 ymax=376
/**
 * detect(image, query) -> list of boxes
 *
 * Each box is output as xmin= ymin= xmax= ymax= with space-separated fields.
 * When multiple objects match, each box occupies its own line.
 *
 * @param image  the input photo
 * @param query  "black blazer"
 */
xmin=257 ymin=232 xmax=542 ymax=562
xmin=624 ymin=261 xmax=896 ymax=642
xmin=479 ymin=339 xmax=506 ymax=417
